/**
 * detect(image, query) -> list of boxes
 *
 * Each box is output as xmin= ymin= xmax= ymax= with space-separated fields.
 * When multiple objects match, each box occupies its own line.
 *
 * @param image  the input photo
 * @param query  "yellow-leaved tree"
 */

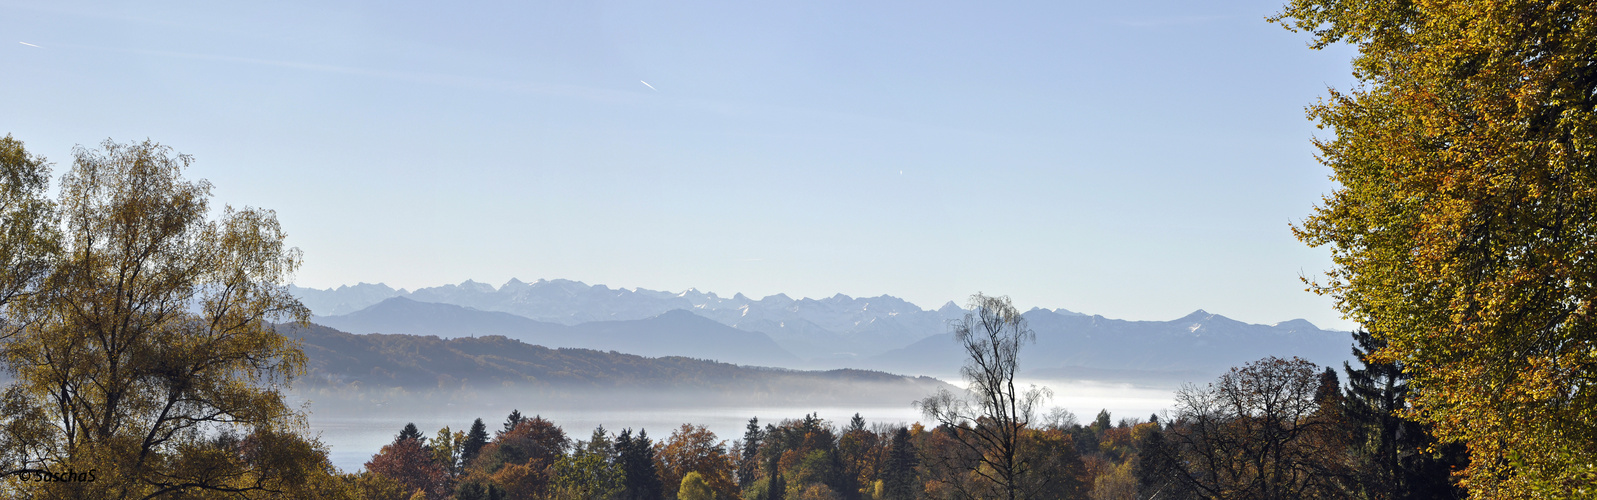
xmin=1274 ymin=1 xmax=1597 ymax=496
xmin=0 ymin=139 xmax=340 ymax=499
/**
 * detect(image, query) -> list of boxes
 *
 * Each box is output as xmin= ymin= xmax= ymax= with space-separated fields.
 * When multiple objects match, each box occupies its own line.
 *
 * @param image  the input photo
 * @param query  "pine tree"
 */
xmin=462 ymin=418 xmax=490 ymax=466
xmin=503 ymin=410 xmax=526 ymax=435
xmin=738 ymin=417 xmax=763 ymax=488
xmin=397 ymin=422 xmax=426 ymax=445
xmin=882 ymin=427 xmax=917 ymax=500
xmin=1091 ymin=409 xmax=1112 ymax=433
xmin=615 ymin=428 xmax=664 ymax=500
xmin=1342 ymin=330 xmax=1467 ymax=499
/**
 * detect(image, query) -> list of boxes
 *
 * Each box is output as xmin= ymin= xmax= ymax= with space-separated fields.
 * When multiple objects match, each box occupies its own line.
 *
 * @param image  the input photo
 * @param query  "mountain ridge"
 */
xmin=292 ymin=279 xmax=1336 ymax=365
xmin=302 ymin=280 xmax=1353 ymax=386
xmin=313 ymin=297 xmax=801 ymax=367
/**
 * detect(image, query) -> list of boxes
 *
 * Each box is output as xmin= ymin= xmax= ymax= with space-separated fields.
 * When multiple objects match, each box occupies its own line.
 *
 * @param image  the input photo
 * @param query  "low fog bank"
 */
xmin=291 ymin=385 xmax=936 ymax=473
xmin=294 ymin=377 xmax=1180 ymax=473
xmin=291 ymin=376 xmax=954 ymax=415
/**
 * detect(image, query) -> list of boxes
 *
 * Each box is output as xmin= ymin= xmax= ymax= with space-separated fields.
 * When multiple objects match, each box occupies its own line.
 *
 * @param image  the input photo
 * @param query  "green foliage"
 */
xmin=741 ymin=477 xmax=771 ymax=500
xmin=347 ymin=470 xmax=414 ymax=500
xmin=552 ymin=428 xmax=625 ymax=500
xmin=679 ymin=471 xmax=715 ymax=500
xmin=431 ymin=426 xmax=466 ymax=477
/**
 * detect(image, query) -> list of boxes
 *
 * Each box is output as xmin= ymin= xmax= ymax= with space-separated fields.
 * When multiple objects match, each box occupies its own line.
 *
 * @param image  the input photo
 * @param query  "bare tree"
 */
xmin=916 ymin=293 xmax=1052 ymax=500
xmin=1156 ymin=356 xmax=1348 ymax=500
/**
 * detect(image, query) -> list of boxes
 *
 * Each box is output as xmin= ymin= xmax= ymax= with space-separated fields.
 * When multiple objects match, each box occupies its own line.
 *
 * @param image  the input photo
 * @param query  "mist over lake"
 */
xmin=300 ymin=377 xmax=1179 ymax=472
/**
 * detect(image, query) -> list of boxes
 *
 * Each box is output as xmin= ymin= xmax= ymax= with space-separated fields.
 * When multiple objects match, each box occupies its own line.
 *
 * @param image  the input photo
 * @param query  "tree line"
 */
xmin=344 ymin=296 xmax=1467 ymax=500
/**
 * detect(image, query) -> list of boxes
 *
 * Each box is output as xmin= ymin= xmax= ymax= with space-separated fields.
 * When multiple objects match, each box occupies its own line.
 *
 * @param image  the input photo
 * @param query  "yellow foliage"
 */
xmin=0 ymin=139 xmax=320 ymax=498
xmin=1275 ymin=0 xmax=1597 ymax=495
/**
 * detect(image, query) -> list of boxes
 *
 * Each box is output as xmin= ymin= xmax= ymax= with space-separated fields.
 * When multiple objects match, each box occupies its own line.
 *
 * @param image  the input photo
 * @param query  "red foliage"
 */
xmin=366 ymin=437 xmax=450 ymax=500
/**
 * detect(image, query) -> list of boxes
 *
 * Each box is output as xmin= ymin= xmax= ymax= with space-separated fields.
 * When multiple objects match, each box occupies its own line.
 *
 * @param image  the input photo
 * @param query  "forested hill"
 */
xmin=280 ymin=323 xmax=953 ymax=407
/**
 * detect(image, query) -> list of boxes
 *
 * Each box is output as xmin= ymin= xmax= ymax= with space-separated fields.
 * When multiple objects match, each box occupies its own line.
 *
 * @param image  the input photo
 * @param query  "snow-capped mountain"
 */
xmin=292 ymin=279 xmax=1354 ymax=384
xmin=292 ymin=279 xmax=973 ymax=360
xmin=866 ymin=308 xmax=1353 ymax=385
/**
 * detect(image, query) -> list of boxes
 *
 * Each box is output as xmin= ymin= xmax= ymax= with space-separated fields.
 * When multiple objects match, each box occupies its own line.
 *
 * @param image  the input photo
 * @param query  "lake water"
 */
xmin=307 ymin=378 xmax=1182 ymax=472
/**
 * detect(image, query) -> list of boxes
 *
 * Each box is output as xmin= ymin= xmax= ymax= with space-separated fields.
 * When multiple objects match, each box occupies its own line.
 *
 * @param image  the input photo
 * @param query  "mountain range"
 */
xmin=294 ymin=279 xmax=1355 ymax=385
xmin=313 ymin=297 xmax=799 ymax=367
xmin=294 ymin=279 xmax=975 ymax=361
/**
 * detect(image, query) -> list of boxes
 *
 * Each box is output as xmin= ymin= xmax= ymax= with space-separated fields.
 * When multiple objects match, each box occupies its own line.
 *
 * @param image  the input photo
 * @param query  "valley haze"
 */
xmin=293 ymin=278 xmax=1353 ymax=384
xmin=291 ymin=278 xmax=1352 ymax=472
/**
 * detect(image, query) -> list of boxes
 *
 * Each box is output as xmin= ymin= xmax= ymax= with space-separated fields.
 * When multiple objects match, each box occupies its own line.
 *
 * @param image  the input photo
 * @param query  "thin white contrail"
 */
xmin=19 ymin=42 xmax=41 ymax=48
xmin=640 ymin=80 xmax=657 ymax=91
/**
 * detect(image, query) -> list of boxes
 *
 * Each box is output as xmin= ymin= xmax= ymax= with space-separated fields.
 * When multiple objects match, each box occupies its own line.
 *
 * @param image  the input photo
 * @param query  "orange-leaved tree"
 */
xmin=655 ymin=424 xmax=735 ymax=500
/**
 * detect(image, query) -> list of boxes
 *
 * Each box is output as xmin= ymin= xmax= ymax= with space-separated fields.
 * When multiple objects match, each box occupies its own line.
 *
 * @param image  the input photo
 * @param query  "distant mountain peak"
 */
xmin=292 ymin=278 xmax=1344 ymax=370
xmin=1272 ymin=319 xmax=1321 ymax=331
xmin=654 ymin=309 xmax=704 ymax=321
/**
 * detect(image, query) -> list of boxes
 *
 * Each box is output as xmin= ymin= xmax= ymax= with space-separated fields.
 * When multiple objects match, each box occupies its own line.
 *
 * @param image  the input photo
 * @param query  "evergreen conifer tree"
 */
xmin=615 ymin=428 xmax=664 ymax=500
xmin=882 ymin=427 xmax=917 ymax=500
xmin=1342 ymin=330 xmax=1468 ymax=499
xmin=738 ymin=417 xmax=763 ymax=488
xmin=503 ymin=410 xmax=526 ymax=435
xmin=462 ymin=418 xmax=490 ymax=466
xmin=397 ymin=422 xmax=426 ymax=444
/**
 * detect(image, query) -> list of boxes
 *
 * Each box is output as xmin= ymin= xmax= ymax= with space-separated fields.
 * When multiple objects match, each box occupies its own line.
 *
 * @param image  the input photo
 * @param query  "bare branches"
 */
xmin=1158 ymin=356 xmax=1344 ymax=500
xmin=916 ymin=293 xmax=1051 ymax=500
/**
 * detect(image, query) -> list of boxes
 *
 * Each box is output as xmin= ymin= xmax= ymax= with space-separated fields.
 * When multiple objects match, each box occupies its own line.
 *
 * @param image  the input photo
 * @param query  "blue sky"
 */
xmin=2 ymin=0 xmax=1360 ymax=329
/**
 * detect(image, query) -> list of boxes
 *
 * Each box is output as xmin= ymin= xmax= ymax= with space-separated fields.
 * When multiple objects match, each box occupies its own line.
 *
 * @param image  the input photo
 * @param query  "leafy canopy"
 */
xmin=0 ymin=138 xmax=320 ymax=499
xmin=1275 ymin=0 xmax=1597 ymax=495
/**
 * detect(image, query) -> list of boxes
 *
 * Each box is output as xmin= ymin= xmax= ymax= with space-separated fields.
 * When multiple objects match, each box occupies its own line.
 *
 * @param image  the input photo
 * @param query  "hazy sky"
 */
xmin=2 ymin=0 xmax=1360 ymax=329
